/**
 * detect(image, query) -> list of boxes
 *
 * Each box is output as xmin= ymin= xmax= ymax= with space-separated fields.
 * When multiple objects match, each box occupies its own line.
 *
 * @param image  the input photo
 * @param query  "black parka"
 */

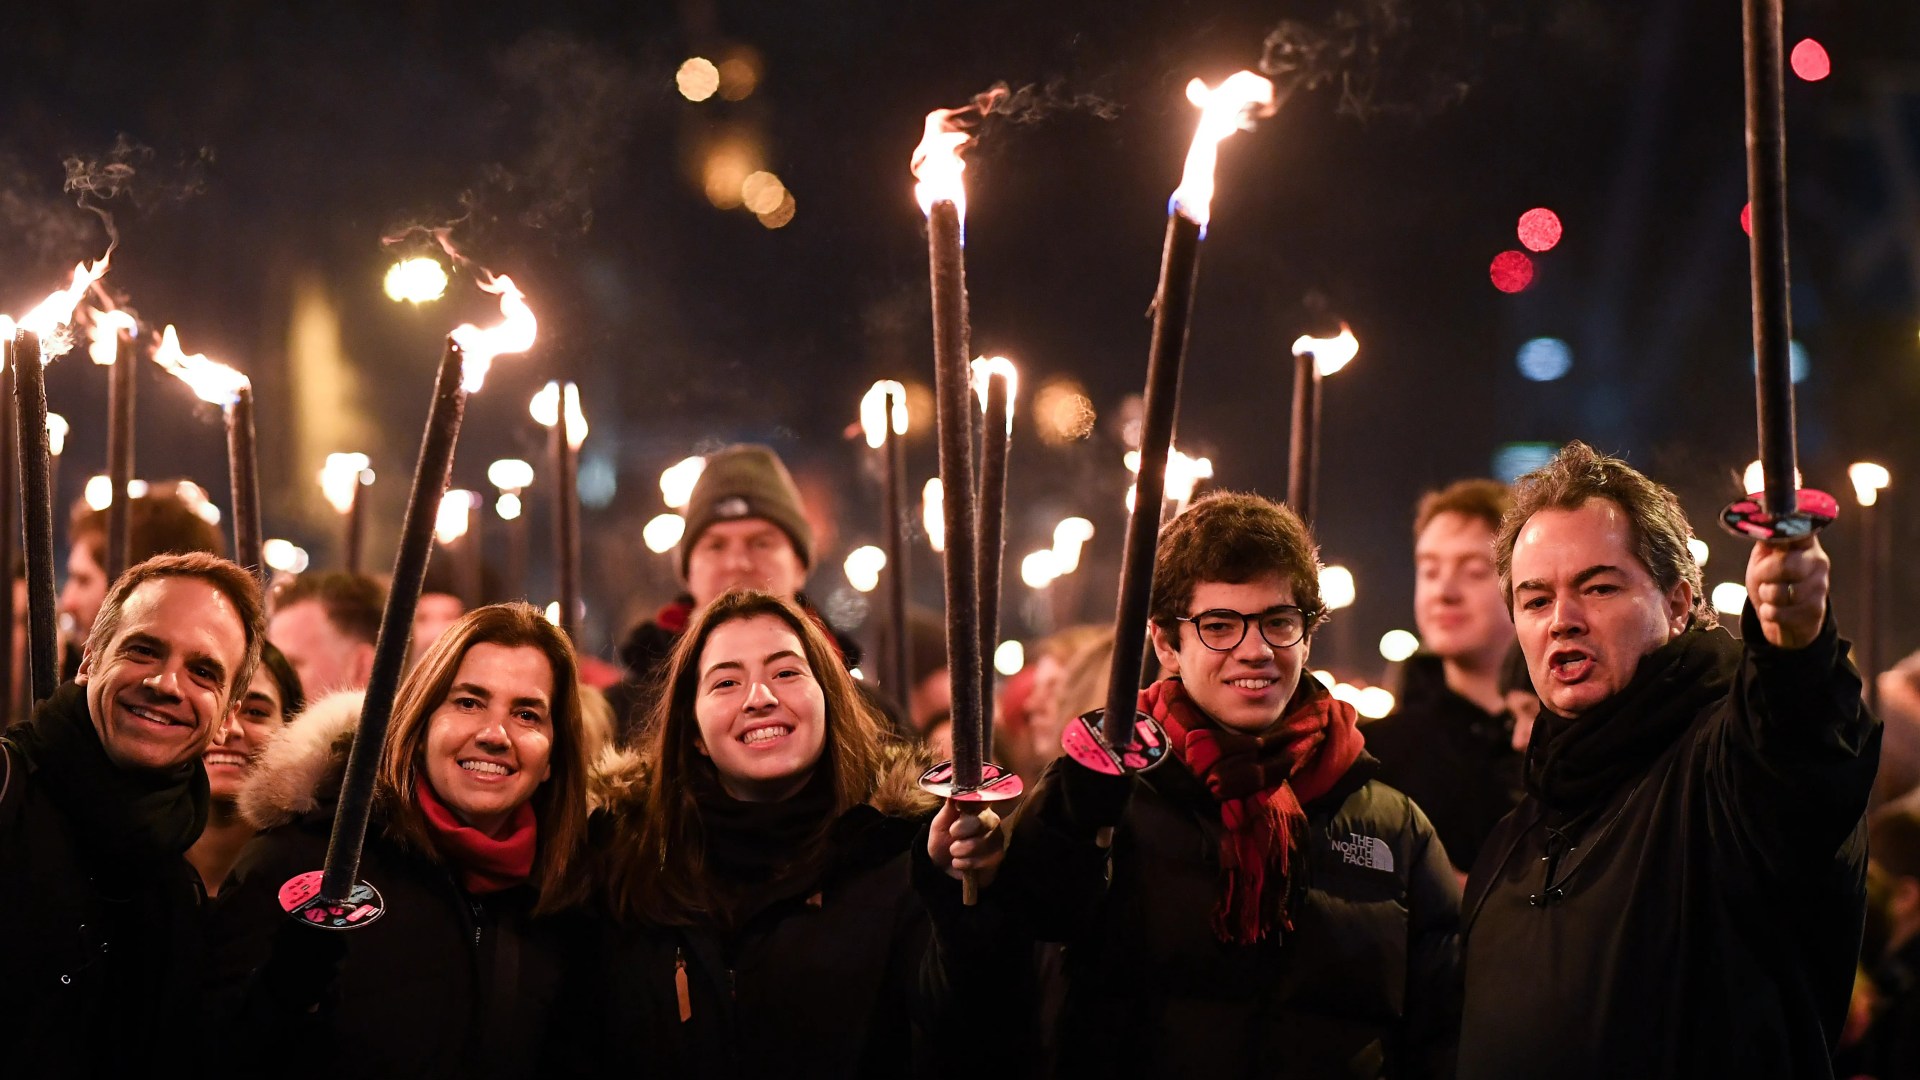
xmin=999 ymin=737 xmax=1463 ymax=1077
xmin=1366 ymin=655 xmax=1523 ymax=872
xmin=584 ymin=743 xmax=997 ymax=1079
xmin=201 ymin=693 xmax=587 ymax=1080
xmin=1458 ymin=610 xmax=1879 ymax=1080
xmin=0 ymin=684 xmax=209 ymax=1079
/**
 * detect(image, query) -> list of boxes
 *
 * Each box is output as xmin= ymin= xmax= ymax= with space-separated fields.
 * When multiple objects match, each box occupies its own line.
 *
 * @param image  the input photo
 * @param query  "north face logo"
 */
xmin=1331 ymin=832 xmax=1394 ymax=872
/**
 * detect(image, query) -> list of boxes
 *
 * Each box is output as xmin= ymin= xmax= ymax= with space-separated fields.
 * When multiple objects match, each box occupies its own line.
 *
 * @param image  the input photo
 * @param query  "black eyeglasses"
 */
xmin=1175 ymin=606 xmax=1315 ymax=652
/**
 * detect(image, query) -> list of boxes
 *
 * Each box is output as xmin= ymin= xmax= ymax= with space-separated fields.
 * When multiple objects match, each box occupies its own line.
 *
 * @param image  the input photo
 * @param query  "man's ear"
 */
xmin=1150 ymin=622 xmax=1183 ymax=677
xmin=351 ymin=643 xmax=377 ymax=685
xmin=75 ymin=645 xmax=94 ymax=685
xmin=1665 ymin=579 xmax=1695 ymax=634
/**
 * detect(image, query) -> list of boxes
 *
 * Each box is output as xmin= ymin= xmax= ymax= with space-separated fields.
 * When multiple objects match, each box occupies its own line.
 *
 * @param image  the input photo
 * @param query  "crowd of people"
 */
xmin=1 ymin=437 xmax=1909 ymax=1078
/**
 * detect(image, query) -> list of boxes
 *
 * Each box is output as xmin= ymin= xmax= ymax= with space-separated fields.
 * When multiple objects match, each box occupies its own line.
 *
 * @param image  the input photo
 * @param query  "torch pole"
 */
xmin=976 ymin=374 xmax=1009 ymax=742
xmin=344 ymin=482 xmax=366 ymax=576
xmin=1102 ymin=212 xmax=1201 ymax=749
xmin=506 ymin=507 xmax=528 ymax=603
xmin=1859 ymin=503 xmax=1880 ymax=710
xmin=13 ymin=332 xmax=57 ymax=703
xmin=464 ymin=497 xmax=485 ymax=608
xmin=927 ymin=198 xmax=987 ymax=905
xmin=881 ymin=397 xmax=913 ymax=708
xmin=553 ymin=387 xmax=581 ymax=641
xmin=227 ymin=387 xmax=266 ymax=599
xmin=0 ymin=363 xmax=15 ymax=720
xmin=1743 ymin=0 xmax=1797 ymax=517
xmin=321 ymin=340 xmax=469 ymax=902
xmin=1287 ymin=351 xmax=1321 ymax=524
xmin=105 ymin=333 xmax=136 ymax=582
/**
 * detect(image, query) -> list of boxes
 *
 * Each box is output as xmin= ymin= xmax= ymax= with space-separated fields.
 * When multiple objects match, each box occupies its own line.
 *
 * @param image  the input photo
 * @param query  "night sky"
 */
xmin=2 ymin=0 xmax=1915 ymax=680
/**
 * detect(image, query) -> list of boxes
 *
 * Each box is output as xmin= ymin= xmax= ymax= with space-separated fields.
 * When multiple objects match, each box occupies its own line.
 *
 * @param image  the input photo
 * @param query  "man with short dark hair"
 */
xmin=1001 ymin=491 xmax=1460 ymax=1076
xmin=268 ymin=571 xmax=384 ymax=695
xmin=1459 ymin=442 xmax=1879 ymax=1078
xmin=1368 ymin=478 xmax=1523 ymax=873
xmin=1 ymin=552 xmax=266 ymax=1077
xmin=60 ymin=486 xmax=227 ymax=668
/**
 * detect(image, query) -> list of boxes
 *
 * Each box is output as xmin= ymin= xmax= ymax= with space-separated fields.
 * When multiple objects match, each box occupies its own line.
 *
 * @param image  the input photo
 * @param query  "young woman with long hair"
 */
xmin=591 ymin=589 xmax=1004 ymax=1077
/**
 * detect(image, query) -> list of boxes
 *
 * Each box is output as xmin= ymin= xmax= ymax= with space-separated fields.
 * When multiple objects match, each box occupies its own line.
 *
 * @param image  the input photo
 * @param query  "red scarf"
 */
xmin=416 ymin=781 xmax=539 ymax=895
xmin=1141 ymin=676 xmax=1364 ymax=945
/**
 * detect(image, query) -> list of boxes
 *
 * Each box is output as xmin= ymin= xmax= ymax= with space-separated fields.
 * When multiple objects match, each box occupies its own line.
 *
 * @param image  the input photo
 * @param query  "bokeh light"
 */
xmin=263 ymin=539 xmax=310 ymax=575
xmin=45 ymin=413 xmax=68 ymax=456
xmin=1848 ymin=462 xmax=1891 ymax=507
xmin=1490 ymin=250 xmax=1535 ymax=293
xmin=1516 ymin=337 xmax=1573 ymax=381
xmin=702 ymin=138 xmax=759 ymax=209
xmin=660 ymin=456 xmax=707 ymax=509
xmin=757 ymin=190 xmax=797 ymax=229
xmin=488 ymin=458 xmax=534 ymax=492
xmin=1687 ymin=537 xmax=1709 ymax=567
xmin=85 ymin=474 xmax=112 ymax=511
xmin=383 ymin=257 xmax=448 ymax=304
xmin=1492 ymin=442 xmax=1558 ymax=483
xmin=676 ymin=57 xmax=719 ymax=102
xmin=844 ymin=545 xmax=887 ymax=593
xmin=1034 ymin=378 xmax=1097 ymax=445
xmin=1790 ymin=39 xmax=1830 ymax=82
xmin=1355 ymin=686 xmax=1396 ymax=720
xmin=1379 ymin=629 xmax=1420 ymax=663
xmin=1517 ymin=208 xmax=1563 ymax=252
xmin=922 ymin=478 xmax=945 ymax=552
xmin=741 ymin=171 xmax=787 ymax=215
xmin=1711 ymin=582 xmax=1749 ymax=616
xmin=496 ymin=492 xmax=523 ymax=521
xmin=644 ymin=513 xmax=686 ymax=553
xmin=995 ymin=640 xmax=1025 ymax=677
xmin=1021 ymin=549 xmax=1061 ymax=589
xmin=1320 ymin=565 xmax=1356 ymax=611
xmin=717 ymin=56 xmax=758 ymax=101
xmin=1750 ymin=339 xmax=1810 ymax=384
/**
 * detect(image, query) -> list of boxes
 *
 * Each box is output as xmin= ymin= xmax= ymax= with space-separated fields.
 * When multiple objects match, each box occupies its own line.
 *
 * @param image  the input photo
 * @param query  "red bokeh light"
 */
xmin=1517 ymin=208 xmax=1563 ymax=252
xmin=1490 ymin=251 xmax=1535 ymax=294
xmin=1740 ymin=202 xmax=1752 ymax=236
xmin=1790 ymin=39 xmax=1830 ymax=82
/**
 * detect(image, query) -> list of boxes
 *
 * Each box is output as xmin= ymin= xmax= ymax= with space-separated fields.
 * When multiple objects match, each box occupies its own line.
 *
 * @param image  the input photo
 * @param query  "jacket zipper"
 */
xmin=675 ymin=948 xmax=692 ymax=1022
xmin=470 ymin=899 xmax=484 ymax=945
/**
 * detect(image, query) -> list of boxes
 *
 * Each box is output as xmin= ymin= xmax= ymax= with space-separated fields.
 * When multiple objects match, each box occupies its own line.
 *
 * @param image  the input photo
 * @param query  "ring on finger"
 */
xmin=1784 ymin=582 xmax=1795 ymax=604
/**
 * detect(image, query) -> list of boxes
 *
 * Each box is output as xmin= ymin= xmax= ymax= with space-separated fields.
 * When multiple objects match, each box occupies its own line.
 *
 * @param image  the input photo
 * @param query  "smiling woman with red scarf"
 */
xmin=996 ymin=493 xmax=1463 ymax=1078
xmin=202 ymin=603 xmax=594 ymax=1080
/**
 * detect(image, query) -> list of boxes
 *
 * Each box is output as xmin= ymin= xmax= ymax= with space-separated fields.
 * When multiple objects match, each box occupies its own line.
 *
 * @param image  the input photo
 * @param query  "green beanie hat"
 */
xmin=677 ymin=445 xmax=815 ymax=580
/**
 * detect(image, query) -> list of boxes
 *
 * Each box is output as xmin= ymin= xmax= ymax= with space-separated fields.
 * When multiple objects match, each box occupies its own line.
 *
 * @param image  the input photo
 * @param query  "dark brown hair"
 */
xmin=70 ymin=487 xmax=227 ymax=565
xmin=374 ymin=602 xmax=592 ymax=912
xmin=270 ymin=572 xmax=386 ymax=646
xmin=1494 ymin=441 xmax=1712 ymax=628
xmin=1414 ymin=478 xmax=1512 ymax=539
xmin=1149 ymin=491 xmax=1324 ymax=634
xmin=609 ymin=589 xmax=894 ymax=924
xmin=86 ymin=551 xmax=266 ymax=700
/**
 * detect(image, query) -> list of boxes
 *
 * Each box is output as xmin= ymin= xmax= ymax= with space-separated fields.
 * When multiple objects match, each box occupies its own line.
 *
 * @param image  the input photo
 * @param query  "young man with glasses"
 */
xmin=999 ymin=492 xmax=1461 ymax=1077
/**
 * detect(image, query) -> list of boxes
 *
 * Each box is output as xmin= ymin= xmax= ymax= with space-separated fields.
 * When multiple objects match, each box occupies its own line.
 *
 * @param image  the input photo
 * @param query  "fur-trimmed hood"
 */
xmin=237 ymin=689 xmax=365 ymax=831
xmin=590 ymin=737 xmax=941 ymax=821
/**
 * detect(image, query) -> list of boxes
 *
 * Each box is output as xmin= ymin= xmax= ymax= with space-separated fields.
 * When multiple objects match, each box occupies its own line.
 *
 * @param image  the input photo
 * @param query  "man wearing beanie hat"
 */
xmin=608 ymin=445 xmax=862 ymax=744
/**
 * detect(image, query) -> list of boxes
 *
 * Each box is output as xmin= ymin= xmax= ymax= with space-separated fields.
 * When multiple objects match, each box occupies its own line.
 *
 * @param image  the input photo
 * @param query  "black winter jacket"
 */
xmin=201 ymin=693 xmax=587 ymax=1080
xmin=0 ymin=684 xmax=209 ymax=1079
xmin=1000 ymin=743 xmax=1462 ymax=1078
xmin=1366 ymin=656 xmax=1523 ymax=871
xmin=1458 ymin=610 xmax=1879 ymax=1079
xmin=584 ymin=743 xmax=997 ymax=1079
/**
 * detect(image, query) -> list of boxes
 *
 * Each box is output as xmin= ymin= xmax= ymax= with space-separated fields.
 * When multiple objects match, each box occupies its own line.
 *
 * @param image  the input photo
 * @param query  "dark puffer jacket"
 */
xmin=0 ymin=684 xmax=209 ymax=1079
xmin=583 ymin=742 xmax=1000 ymax=1079
xmin=201 ymin=693 xmax=588 ymax=1080
xmin=1001 ymin=746 xmax=1462 ymax=1078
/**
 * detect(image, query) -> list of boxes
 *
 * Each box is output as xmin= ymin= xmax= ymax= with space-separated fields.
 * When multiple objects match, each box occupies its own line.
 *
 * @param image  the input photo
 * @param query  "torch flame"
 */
xmin=970 ymin=356 xmax=1019 ymax=432
xmin=154 ymin=325 xmax=250 ymax=405
xmin=1290 ymin=323 xmax=1359 ymax=377
xmin=562 ymin=383 xmax=588 ymax=450
xmin=911 ymin=108 xmax=975 ymax=221
xmin=10 ymin=257 xmax=112 ymax=360
xmin=87 ymin=309 xmax=138 ymax=366
xmin=1169 ymin=71 xmax=1276 ymax=231
xmin=320 ymin=452 xmax=372 ymax=514
xmin=860 ymin=380 xmax=910 ymax=448
xmin=449 ymin=273 xmax=537 ymax=392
